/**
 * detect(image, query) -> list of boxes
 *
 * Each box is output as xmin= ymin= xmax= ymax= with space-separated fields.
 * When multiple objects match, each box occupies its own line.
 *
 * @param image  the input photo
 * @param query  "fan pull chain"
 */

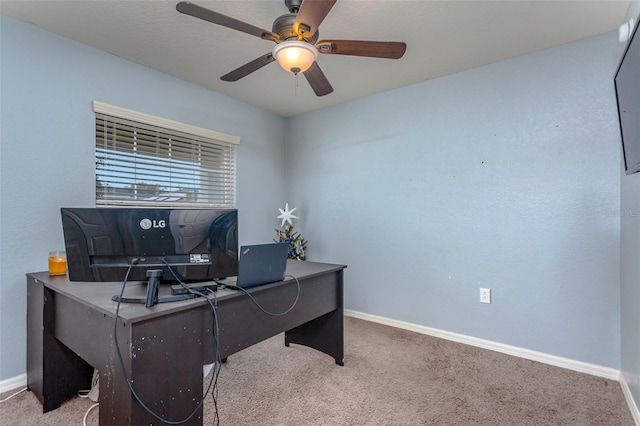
xmin=294 ymin=73 xmax=299 ymax=97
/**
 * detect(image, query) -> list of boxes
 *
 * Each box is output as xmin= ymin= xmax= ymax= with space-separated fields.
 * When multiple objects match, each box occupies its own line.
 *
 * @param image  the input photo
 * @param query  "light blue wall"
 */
xmin=287 ymin=32 xmax=622 ymax=367
xmin=620 ymin=0 xmax=640 ymax=415
xmin=0 ymin=15 xmax=287 ymax=380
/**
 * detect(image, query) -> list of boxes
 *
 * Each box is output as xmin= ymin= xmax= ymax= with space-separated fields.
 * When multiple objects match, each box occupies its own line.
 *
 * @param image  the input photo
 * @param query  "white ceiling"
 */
xmin=0 ymin=0 xmax=631 ymax=117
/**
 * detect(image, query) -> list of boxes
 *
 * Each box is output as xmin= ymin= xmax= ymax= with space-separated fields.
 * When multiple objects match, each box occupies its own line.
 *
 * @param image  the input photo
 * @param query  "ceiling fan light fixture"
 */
xmin=272 ymin=41 xmax=318 ymax=74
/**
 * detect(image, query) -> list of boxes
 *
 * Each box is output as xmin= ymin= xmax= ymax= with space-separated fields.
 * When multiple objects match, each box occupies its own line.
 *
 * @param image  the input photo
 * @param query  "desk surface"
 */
xmin=28 ymin=259 xmax=346 ymax=323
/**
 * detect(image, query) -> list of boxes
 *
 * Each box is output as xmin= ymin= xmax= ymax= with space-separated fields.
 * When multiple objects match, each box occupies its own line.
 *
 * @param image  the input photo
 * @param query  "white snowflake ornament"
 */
xmin=277 ymin=203 xmax=298 ymax=227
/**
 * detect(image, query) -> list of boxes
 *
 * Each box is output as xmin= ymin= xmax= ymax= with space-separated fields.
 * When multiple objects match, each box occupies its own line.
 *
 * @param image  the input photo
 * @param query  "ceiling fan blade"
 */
xmin=294 ymin=0 xmax=337 ymax=39
xmin=316 ymin=40 xmax=407 ymax=59
xmin=221 ymin=53 xmax=275 ymax=82
xmin=176 ymin=2 xmax=279 ymax=42
xmin=303 ymin=61 xmax=333 ymax=96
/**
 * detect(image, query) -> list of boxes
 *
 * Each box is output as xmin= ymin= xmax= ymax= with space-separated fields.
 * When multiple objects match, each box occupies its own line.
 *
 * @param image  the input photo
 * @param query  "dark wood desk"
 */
xmin=26 ymin=260 xmax=345 ymax=425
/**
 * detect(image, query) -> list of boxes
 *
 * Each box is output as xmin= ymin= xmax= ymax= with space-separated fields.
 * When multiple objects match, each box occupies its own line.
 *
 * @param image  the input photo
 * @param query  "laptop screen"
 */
xmin=235 ymin=242 xmax=288 ymax=288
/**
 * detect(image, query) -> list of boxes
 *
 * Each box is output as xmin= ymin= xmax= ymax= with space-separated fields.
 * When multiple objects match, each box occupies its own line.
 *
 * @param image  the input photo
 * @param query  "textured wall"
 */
xmin=0 ymin=15 xmax=287 ymax=381
xmin=287 ymin=32 xmax=622 ymax=367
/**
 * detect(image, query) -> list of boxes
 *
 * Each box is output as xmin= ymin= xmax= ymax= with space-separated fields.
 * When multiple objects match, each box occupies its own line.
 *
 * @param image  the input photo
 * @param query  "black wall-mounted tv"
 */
xmin=614 ymin=16 xmax=640 ymax=175
xmin=61 ymin=207 xmax=238 ymax=283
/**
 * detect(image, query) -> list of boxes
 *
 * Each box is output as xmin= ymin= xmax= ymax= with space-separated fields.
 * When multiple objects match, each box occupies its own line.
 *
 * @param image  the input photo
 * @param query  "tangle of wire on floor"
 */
xmin=0 ymin=387 xmax=27 ymax=403
xmin=112 ymin=259 xmax=222 ymax=425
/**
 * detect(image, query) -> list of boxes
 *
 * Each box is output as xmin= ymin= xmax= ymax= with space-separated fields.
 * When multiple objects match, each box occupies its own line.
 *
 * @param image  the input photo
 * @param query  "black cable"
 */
xmin=112 ymin=264 xmax=299 ymax=424
xmin=204 ymin=288 xmax=221 ymax=426
xmin=220 ymin=274 xmax=301 ymax=316
xmin=164 ymin=262 xmax=222 ymax=426
xmin=112 ymin=259 xmax=221 ymax=425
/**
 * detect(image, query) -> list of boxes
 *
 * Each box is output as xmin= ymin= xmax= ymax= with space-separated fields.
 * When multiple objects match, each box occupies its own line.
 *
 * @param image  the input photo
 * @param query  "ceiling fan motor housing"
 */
xmin=272 ymin=13 xmax=318 ymax=43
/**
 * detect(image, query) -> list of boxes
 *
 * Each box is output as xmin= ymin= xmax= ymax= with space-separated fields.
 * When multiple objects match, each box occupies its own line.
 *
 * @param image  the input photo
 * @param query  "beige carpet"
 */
xmin=0 ymin=316 xmax=634 ymax=425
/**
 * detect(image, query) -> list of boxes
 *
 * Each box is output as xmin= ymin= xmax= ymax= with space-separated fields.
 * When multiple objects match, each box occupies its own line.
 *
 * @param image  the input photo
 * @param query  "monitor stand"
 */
xmin=112 ymin=269 xmax=196 ymax=307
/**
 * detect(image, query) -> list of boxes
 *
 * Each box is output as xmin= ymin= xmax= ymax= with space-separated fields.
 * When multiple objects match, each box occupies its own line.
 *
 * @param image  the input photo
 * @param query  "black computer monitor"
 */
xmin=61 ymin=207 xmax=238 ymax=284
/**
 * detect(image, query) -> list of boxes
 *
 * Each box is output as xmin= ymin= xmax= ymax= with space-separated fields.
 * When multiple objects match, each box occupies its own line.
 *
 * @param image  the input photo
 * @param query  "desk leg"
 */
xmin=285 ymin=307 xmax=344 ymax=366
xmin=285 ymin=269 xmax=344 ymax=366
xmin=26 ymin=278 xmax=92 ymax=412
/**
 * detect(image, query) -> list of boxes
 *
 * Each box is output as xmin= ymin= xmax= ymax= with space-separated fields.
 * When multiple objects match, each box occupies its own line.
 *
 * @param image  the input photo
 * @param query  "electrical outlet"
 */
xmin=480 ymin=288 xmax=491 ymax=304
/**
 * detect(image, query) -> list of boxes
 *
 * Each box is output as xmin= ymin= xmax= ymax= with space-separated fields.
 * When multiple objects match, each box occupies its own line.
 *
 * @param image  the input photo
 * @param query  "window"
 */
xmin=94 ymin=101 xmax=239 ymax=208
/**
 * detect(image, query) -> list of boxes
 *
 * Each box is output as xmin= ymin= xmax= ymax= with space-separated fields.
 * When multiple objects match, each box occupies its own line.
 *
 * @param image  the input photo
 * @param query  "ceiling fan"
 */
xmin=176 ymin=0 xmax=407 ymax=96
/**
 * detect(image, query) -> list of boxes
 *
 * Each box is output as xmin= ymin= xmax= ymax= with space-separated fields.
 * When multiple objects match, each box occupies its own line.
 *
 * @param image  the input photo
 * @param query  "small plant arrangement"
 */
xmin=275 ymin=203 xmax=308 ymax=260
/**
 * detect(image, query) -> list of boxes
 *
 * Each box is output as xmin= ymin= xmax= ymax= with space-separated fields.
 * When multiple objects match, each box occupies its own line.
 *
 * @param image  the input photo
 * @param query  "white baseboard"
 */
xmin=620 ymin=373 xmax=640 ymax=426
xmin=0 ymin=373 xmax=27 ymax=395
xmin=344 ymin=309 xmax=619 ymax=380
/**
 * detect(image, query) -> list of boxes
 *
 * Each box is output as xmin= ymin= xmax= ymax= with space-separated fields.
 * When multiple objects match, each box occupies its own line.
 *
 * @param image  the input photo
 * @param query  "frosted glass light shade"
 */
xmin=272 ymin=41 xmax=318 ymax=74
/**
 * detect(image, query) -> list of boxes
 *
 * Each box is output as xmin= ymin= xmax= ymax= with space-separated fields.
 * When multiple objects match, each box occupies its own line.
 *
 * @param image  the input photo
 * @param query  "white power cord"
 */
xmin=82 ymin=402 xmax=99 ymax=426
xmin=0 ymin=387 xmax=27 ymax=403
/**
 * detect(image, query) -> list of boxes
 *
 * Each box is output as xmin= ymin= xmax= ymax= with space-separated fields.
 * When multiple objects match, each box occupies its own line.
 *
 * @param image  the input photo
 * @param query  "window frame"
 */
xmin=93 ymin=101 xmax=240 ymax=209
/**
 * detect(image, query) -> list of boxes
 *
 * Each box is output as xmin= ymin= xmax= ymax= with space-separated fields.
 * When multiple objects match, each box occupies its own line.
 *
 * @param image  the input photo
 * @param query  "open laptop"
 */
xmin=230 ymin=242 xmax=289 ymax=288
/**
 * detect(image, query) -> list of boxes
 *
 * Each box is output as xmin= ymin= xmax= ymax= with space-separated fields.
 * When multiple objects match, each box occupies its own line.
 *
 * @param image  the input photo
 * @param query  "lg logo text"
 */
xmin=140 ymin=218 xmax=166 ymax=230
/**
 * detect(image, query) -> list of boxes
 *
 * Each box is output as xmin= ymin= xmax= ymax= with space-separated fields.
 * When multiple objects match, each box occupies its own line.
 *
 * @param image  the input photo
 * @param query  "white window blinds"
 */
xmin=93 ymin=101 xmax=239 ymax=208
